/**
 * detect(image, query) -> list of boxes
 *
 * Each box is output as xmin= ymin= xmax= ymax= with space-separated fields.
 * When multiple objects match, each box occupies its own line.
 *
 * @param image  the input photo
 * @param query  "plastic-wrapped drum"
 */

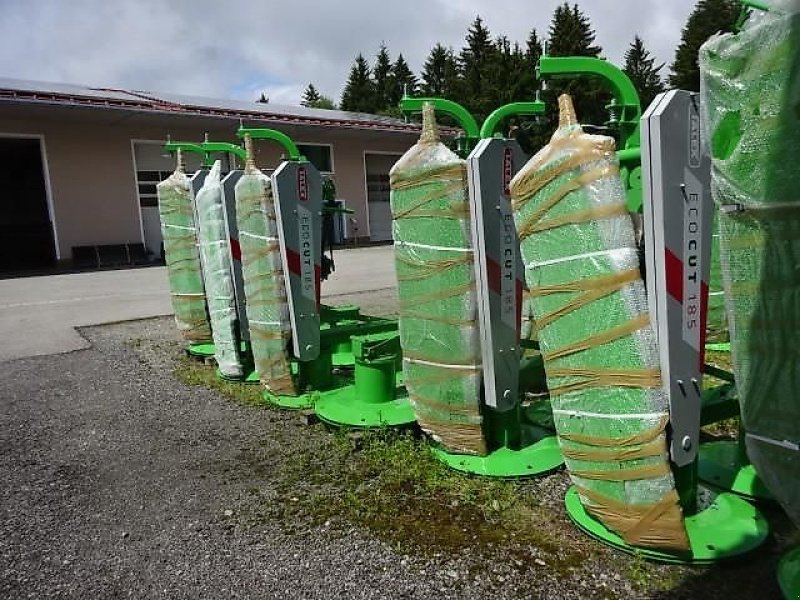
xmin=390 ymin=104 xmax=485 ymax=455
xmin=195 ymin=160 xmax=243 ymax=378
xmin=700 ymin=3 xmax=800 ymax=527
xmin=234 ymin=138 xmax=296 ymax=395
xmin=156 ymin=149 xmax=212 ymax=343
xmin=509 ymin=95 xmax=688 ymax=551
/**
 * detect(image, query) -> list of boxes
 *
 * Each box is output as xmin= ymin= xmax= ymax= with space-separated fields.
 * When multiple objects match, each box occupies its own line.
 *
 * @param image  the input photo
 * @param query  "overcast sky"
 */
xmin=0 ymin=0 xmax=696 ymax=106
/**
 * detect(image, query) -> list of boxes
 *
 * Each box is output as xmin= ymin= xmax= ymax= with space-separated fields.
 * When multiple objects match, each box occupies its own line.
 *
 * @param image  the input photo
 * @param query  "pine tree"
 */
xmin=311 ymin=95 xmax=336 ymax=110
xmin=544 ymin=3 xmax=607 ymax=128
xmin=340 ymin=54 xmax=376 ymax=113
xmin=547 ymin=2 xmax=601 ymax=57
xmin=623 ymin=36 xmax=665 ymax=110
xmin=301 ymin=83 xmax=321 ymax=107
xmin=420 ymin=43 xmax=460 ymax=98
xmin=302 ymin=84 xmax=336 ymax=109
xmin=670 ymin=0 xmax=739 ymax=91
xmin=526 ymin=28 xmax=543 ymax=64
xmin=515 ymin=29 xmax=543 ymax=101
xmin=373 ymin=43 xmax=393 ymax=112
xmin=458 ymin=16 xmax=498 ymax=121
xmin=257 ymin=92 xmax=269 ymax=103
xmin=387 ymin=53 xmax=417 ymax=108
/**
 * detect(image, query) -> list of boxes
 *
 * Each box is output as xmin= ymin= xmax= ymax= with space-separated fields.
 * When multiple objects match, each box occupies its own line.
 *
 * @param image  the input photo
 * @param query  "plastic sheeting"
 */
xmin=156 ymin=149 xmax=212 ymax=343
xmin=389 ymin=104 xmax=484 ymax=455
xmin=195 ymin=161 xmax=243 ymax=378
xmin=700 ymin=2 xmax=800 ymax=527
xmin=234 ymin=138 xmax=296 ymax=395
xmin=707 ymin=220 xmax=729 ymax=342
xmin=509 ymin=95 xmax=688 ymax=551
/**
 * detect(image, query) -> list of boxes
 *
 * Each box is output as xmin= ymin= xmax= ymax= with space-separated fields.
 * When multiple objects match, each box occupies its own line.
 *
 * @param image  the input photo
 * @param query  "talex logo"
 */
xmin=297 ymin=167 xmax=308 ymax=202
xmin=502 ymin=148 xmax=514 ymax=197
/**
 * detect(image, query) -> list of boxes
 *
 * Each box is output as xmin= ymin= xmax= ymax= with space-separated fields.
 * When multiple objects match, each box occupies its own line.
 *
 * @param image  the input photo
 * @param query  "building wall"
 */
xmin=0 ymin=110 xmax=416 ymax=262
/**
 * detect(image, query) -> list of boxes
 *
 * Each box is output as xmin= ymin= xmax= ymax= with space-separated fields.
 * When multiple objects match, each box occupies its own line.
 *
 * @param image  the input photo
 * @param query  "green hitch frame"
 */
xmin=236 ymin=126 xmax=303 ymax=161
xmin=537 ymin=55 xmax=642 ymax=151
xmin=537 ymin=54 xmax=643 ymax=212
xmin=399 ymin=96 xmax=480 ymax=157
xmin=735 ymin=0 xmax=770 ymax=29
xmin=480 ymin=100 xmax=546 ymax=139
xmin=164 ymin=138 xmax=246 ymax=167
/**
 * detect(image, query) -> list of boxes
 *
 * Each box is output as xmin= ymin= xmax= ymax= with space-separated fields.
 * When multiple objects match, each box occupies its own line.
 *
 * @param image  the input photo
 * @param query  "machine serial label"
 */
xmin=502 ymin=148 xmax=513 ymax=196
xmin=682 ymin=168 xmax=703 ymax=352
xmin=689 ymin=109 xmax=701 ymax=168
xmin=297 ymin=203 xmax=315 ymax=301
xmin=297 ymin=167 xmax=308 ymax=202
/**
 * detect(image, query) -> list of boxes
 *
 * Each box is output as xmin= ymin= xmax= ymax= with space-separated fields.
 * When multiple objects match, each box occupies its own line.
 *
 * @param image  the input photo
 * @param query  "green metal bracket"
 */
xmin=537 ymin=54 xmax=643 ymax=211
xmin=200 ymin=141 xmax=246 ymax=161
xmin=735 ymin=0 xmax=770 ymax=30
xmin=236 ymin=126 xmax=303 ymax=161
xmin=314 ymin=331 xmax=415 ymax=428
xmin=399 ymin=96 xmax=480 ymax=157
xmin=164 ymin=139 xmax=246 ymax=166
xmin=480 ymin=100 xmax=546 ymax=139
xmin=537 ymin=55 xmax=641 ymax=151
xmin=565 ymin=486 xmax=768 ymax=564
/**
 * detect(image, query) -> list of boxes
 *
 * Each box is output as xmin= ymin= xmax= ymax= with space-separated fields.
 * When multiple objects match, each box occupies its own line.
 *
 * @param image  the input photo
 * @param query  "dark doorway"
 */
xmin=0 ymin=138 xmax=55 ymax=271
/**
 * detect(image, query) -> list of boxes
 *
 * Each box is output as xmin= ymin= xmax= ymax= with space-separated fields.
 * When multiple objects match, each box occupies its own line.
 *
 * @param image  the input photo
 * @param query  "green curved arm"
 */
xmin=480 ymin=101 xmax=546 ymax=139
xmin=398 ymin=96 xmax=480 ymax=140
xmin=739 ymin=0 xmax=769 ymax=10
xmin=735 ymin=0 xmax=770 ymax=30
xmin=236 ymin=127 xmax=301 ymax=161
xmin=537 ymin=55 xmax=641 ymax=151
xmin=200 ymin=141 xmax=246 ymax=161
xmin=164 ymin=140 xmax=246 ymax=166
xmin=164 ymin=141 xmax=205 ymax=156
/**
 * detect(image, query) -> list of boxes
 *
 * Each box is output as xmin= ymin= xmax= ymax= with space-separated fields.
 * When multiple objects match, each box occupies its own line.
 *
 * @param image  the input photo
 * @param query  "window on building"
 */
xmin=135 ymin=170 xmax=174 ymax=207
xmin=298 ymin=144 xmax=333 ymax=173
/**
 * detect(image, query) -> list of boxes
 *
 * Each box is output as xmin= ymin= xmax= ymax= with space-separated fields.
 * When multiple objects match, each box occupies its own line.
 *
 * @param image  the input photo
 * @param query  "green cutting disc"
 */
xmin=263 ymin=389 xmax=316 ymax=410
xmin=432 ymin=436 xmax=563 ymax=478
xmin=216 ymin=368 xmax=260 ymax=385
xmin=698 ymin=440 xmax=773 ymax=501
xmin=315 ymin=386 xmax=415 ymax=428
xmin=778 ymin=546 xmax=800 ymax=600
xmin=187 ymin=342 xmax=215 ymax=358
xmin=565 ymin=486 xmax=768 ymax=564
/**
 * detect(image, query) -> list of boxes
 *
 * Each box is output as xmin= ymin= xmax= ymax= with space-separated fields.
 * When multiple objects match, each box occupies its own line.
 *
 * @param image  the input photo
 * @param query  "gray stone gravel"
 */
xmin=0 ymin=317 xmax=788 ymax=599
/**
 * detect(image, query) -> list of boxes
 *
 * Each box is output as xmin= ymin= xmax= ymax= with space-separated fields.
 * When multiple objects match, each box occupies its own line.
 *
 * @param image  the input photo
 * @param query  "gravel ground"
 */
xmin=0 ymin=313 xmax=793 ymax=599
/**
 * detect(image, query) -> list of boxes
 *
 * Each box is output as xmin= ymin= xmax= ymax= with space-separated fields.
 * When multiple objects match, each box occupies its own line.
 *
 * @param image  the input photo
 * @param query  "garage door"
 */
xmin=0 ymin=137 xmax=55 ymax=272
xmin=365 ymin=153 xmax=401 ymax=242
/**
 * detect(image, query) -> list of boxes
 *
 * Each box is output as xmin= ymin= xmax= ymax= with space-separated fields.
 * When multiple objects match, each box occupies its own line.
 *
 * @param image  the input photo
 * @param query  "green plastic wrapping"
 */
xmin=195 ymin=160 xmax=243 ymax=378
xmin=508 ymin=95 xmax=688 ymax=551
xmin=699 ymin=2 xmax=800 ymax=527
xmin=156 ymin=149 xmax=212 ymax=343
xmin=234 ymin=137 xmax=296 ymax=395
xmin=389 ymin=104 xmax=485 ymax=455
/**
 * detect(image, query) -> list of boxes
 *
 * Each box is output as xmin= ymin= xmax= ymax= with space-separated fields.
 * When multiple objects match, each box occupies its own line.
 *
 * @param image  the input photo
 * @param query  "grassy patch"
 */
xmin=702 ymin=350 xmax=740 ymax=438
xmin=239 ymin=424 xmax=590 ymax=573
xmin=173 ymin=354 xmax=267 ymax=407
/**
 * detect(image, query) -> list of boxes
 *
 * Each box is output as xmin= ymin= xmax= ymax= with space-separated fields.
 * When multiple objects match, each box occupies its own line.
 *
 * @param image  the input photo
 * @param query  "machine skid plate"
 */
xmin=564 ymin=486 xmax=768 ymax=565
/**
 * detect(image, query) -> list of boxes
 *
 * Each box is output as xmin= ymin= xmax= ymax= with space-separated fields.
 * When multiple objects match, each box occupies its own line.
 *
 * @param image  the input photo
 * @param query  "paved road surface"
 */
xmin=0 ymin=246 xmax=396 ymax=362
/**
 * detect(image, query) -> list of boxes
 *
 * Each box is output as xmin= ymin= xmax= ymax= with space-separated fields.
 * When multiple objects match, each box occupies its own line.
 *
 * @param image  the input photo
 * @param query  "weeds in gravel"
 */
xmin=166 ymin=346 xmax=592 ymax=569
xmin=702 ymin=350 xmax=740 ymax=438
xmin=248 ymin=425 xmax=588 ymax=571
xmin=173 ymin=355 xmax=267 ymax=407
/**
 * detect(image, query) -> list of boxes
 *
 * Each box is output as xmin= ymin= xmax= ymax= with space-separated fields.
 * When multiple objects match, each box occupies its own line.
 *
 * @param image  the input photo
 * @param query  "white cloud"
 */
xmin=0 ymin=0 xmax=698 ymax=105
